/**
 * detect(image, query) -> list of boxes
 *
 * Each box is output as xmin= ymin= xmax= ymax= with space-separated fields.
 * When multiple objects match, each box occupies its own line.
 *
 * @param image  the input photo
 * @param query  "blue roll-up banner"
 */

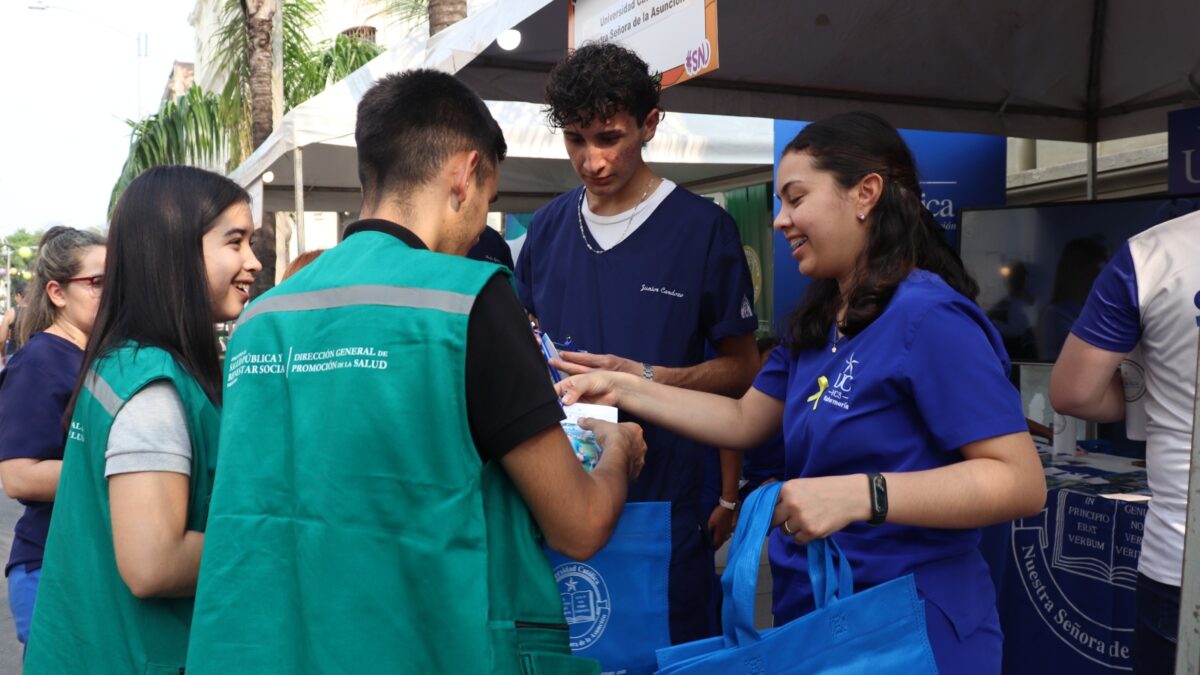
xmin=1168 ymin=107 xmax=1200 ymax=195
xmin=771 ymin=120 xmax=1006 ymax=328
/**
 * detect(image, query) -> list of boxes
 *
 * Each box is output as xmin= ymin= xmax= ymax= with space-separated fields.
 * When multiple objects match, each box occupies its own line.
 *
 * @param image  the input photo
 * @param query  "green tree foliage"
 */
xmin=2 ymin=228 xmax=48 ymax=284
xmin=211 ymin=0 xmax=323 ymax=166
xmin=109 ymin=0 xmax=385 ymax=210
xmin=108 ymin=86 xmax=227 ymax=213
xmin=288 ymin=33 xmax=385 ymax=109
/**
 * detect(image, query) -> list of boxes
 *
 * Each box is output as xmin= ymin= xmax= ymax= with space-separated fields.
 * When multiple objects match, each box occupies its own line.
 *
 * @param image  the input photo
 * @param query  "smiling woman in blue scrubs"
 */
xmin=558 ymin=112 xmax=1048 ymax=674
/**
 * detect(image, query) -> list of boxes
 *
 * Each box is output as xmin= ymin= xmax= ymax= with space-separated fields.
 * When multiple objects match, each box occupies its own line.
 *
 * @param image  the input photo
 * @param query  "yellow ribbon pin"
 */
xmin=807 ymin=375 xmax=828 ymax=410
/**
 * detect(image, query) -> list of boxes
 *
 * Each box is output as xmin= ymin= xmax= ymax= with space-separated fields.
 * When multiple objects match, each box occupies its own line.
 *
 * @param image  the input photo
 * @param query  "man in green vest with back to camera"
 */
xmin=186 ymin=69 xmax=648 ymax=674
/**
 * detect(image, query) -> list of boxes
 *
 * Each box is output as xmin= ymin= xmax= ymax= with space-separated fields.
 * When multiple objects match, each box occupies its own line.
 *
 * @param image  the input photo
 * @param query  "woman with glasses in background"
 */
xmin=0 ymin=226 xmax=105 ymax=647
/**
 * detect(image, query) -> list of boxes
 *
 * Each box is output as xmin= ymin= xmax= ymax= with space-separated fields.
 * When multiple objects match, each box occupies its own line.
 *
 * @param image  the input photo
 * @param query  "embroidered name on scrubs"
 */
xmin=638 ymin=283 xmax=686 ymax=299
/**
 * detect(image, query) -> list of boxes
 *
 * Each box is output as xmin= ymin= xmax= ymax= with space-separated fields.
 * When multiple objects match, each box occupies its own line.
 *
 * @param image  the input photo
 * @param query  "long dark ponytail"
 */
xmin=784 ymin=112 xmax=978 ymax=354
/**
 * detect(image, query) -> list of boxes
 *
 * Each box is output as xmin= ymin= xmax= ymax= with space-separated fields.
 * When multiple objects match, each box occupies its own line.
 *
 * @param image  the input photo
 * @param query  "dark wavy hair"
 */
xmin=784 ymin=112 xmax=979 ymax=354
xmin=68 ymin=165 xmax=249 ymax=418
xmin=544 ymin=41 xmax=662 ymax=129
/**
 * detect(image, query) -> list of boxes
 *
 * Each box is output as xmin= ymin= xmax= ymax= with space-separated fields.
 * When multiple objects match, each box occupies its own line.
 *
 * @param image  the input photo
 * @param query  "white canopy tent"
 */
xmin=454 ymin=0 xmax=1200 ymax=200
xmin=228 ymin=0 xmax=773 ymax=245
xmin=458 ymin=0 xmax=1200 ymax=143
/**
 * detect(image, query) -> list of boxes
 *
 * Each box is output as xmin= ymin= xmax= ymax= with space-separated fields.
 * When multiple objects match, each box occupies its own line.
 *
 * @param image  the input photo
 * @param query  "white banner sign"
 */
xmin=570 ymin=0 xmax=718 ymax=88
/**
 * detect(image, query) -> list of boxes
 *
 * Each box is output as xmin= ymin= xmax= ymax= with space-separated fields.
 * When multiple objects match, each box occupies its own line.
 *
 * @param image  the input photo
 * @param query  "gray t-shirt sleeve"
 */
xmin=105 ymin=380 xmax=192 ymax=478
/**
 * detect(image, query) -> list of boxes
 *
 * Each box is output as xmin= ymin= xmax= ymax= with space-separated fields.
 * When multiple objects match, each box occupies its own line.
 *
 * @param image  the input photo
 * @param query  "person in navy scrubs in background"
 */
xmin=557 ymin=111 xmax=1048 ymax=674
xmin=467 ymin=225 xmax=515 ymax=270
xmin=515 ymin=42 xmax=760 ymax=645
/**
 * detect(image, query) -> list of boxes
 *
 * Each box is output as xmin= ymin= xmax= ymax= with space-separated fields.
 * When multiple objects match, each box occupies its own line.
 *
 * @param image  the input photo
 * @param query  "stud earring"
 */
xmin=857 ymin=213 xmax=866 ymax=222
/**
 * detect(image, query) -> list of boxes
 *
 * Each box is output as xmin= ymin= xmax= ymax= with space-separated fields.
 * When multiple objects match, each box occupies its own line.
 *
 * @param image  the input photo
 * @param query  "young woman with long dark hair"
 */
xmin=0 ymin=226 xmax=105 ymax=647
xmin=23 ymin=166 xmax=261 ymax=674
xmin=557 ymin=112 xmax=1047 ymax=673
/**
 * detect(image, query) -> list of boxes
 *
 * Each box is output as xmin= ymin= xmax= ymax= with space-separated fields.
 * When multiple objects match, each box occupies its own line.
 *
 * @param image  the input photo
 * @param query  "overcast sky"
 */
xmin=0 ymin=0 xmax=197 ymax=237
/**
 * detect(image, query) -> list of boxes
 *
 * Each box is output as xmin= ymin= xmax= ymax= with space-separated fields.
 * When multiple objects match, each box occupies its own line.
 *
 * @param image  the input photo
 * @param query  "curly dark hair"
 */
xmin=544 ymin=42 xmax=662 ymax=129
xmin=783 ymin=112 xmax=979 ymax=354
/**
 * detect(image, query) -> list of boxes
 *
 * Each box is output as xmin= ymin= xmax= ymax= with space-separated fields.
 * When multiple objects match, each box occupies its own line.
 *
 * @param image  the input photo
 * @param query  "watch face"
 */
xmin=869 ymin=473 xmax=888 ymax=525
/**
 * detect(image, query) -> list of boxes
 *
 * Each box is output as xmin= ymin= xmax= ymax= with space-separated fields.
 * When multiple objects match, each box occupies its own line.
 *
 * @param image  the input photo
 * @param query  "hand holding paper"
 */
xmin=561 ymin=403 xmax=645 ymax=479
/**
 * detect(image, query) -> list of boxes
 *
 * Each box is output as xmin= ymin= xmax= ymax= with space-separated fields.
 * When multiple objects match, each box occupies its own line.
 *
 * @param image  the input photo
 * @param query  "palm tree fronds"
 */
xmin=109 ymin=86 xmax=228 ymax=213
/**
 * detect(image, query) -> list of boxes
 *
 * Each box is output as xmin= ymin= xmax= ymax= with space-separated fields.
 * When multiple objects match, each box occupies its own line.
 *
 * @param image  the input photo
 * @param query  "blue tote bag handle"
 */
xmin=808 ymin=537 xmax=854 ymax=609
xmin=720 ymin=481 xmax=779 ymax=646
xmin=720 ymin=483 xmax=855 ymax=647
xmin=656 ymin=484 xmax=938 ymax=674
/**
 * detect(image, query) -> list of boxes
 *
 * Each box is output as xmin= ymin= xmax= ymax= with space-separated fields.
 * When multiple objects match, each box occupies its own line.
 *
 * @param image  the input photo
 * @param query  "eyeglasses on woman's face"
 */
xmin=65 ymin=275 xmax=104 ymax=291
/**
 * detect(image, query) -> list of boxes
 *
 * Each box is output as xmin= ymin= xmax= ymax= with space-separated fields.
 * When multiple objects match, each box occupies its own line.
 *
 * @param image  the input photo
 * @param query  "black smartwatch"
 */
xmin=867 ymin=472 xmax=888 ymax=526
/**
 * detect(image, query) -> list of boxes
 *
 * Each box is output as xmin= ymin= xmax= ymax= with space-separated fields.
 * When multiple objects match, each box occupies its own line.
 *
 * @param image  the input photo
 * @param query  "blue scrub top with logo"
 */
xmin=753 ymin=270 xmax=1027 ymax=663
xmin=516 ymin=185 xmax=757 ymax=641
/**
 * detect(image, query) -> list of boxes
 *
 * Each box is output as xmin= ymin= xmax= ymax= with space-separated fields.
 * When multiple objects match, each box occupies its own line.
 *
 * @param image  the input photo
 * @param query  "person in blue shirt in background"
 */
xmin=0 ymin=226 xmax=106 ymax=646
xmin=515 ymin=42 xmax=760 ymax=646
xmin=558 ymin=111 xmax=1048 ymax=674
xmin=0 ymin=281 xmax=29 ymax=366
xmin=1050 ymin=199 xmax=1200 ymax=675
xmin=467 ymin=225 xmax=515 ymax=270
xmin=708 ymin=336 xmax=786 ymax=548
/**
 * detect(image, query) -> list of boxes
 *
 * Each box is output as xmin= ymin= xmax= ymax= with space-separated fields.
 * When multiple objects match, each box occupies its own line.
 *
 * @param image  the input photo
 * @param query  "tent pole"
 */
xmin=1086 ymin=142 xmax=1097 ymax=200
xmin=294 ymin=146 xmax=306 ymax=254
xmin=1177 ymin=331 xmax=1200 ymax=674
xmin=1083 ymin=0 xmax=1106 ymax=202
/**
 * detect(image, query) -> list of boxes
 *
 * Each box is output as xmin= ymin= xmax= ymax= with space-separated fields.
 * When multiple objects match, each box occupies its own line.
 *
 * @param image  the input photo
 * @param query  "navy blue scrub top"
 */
xmin=0 ymin=332 xmax=84 ymax=575
xmin=517 ymin=185 xmax=757 ymax=642
xmin=516 ymin=185 xmax=757 ymax=509
xmin=753 ymin=270 xmax=1028 ymax=645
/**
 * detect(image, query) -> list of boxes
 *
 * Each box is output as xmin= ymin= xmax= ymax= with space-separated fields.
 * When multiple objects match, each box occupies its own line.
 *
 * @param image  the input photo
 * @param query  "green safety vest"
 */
xmin=25 ymin=345 xmax=221 ymax=675
xmin=187 ymin=229 xmax=597 ymax=674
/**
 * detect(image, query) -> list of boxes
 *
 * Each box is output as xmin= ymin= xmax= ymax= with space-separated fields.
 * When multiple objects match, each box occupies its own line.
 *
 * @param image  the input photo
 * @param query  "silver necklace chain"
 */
xmin=577 ymin=177 xmax=657 ymax=255
xmin=830 ymin=322 xmax=848 ymax=353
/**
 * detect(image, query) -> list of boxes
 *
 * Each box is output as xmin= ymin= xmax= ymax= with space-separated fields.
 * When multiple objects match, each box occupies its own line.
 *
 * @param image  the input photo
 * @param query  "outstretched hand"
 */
xmin=551 ymin=350 xmax=641 ymax=377
xmin=556 ymin=372 xmax=623 ymax=407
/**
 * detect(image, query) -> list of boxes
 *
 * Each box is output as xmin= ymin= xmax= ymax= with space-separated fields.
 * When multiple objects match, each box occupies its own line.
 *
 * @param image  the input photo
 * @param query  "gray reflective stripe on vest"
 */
xmin=236 ymin=285 xmax=476 ymax=329
xmin=83 ymin=369 xmax=125 ymax=418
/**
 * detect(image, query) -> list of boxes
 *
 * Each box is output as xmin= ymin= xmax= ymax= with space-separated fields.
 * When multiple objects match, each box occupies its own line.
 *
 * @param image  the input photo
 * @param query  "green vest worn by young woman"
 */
xmin=187 ymin=228 xmax=597 ymax=674
xmin=24 ymin=345 xmax=220 ymax=675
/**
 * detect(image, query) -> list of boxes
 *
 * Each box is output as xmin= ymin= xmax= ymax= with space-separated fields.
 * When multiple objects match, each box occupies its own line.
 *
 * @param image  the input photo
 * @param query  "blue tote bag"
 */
xmin=655 ymin=483 xmax=939 ymax=674
xmin=544 ymin=501 xmax=672 ymax=675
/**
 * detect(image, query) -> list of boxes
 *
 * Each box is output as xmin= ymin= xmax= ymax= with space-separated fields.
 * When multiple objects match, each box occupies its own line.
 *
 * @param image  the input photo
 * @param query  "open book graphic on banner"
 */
xmin=1051 ymin=490 xmax=1140 ymax=590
